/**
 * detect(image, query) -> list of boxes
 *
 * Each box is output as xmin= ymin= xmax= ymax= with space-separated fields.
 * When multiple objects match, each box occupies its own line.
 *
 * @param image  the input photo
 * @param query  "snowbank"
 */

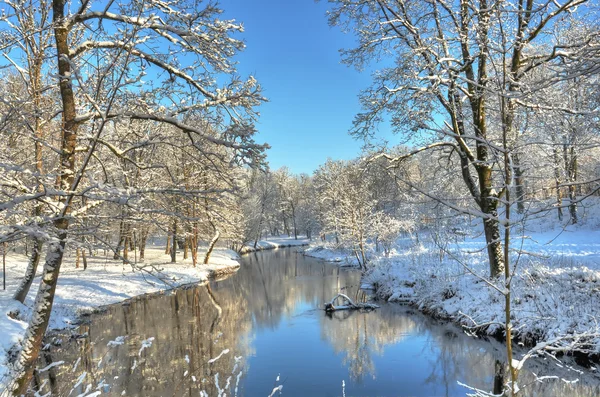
xmin=0 ymin=246 xmax=241 ymax=390
xmin=303 ymin=243 xmax=359 ymax=266
xmin=239 ymin=236 xmax=310 ymax=254
xmin=307 ymin=226 xmax=600 ymax=352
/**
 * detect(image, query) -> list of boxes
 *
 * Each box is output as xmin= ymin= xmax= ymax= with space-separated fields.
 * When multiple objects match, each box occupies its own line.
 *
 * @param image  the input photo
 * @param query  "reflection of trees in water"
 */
xmin=33 ymin=249 xmax=600 ymax=397
xmin=322 ymin=302 xmax=600 ymax=396
xmin=321 ymin=304 xmax=417 ymax=382
xmin=418 ymin=323 xmax=500 ymax=395
xmin=410 ymin=311 xmax=600 ymax=397
xmin=34 ymin=249 xmax=358 ymax=396
xmin=34 ymin=283 xmax=253 ymax=396
xmin=212 ymin=250 xmax=362 ymax=329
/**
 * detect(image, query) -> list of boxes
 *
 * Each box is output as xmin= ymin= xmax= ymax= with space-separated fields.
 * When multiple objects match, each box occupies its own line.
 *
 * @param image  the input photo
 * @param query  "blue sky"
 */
xmin=220 ymin=0 xmax=389 ymax=175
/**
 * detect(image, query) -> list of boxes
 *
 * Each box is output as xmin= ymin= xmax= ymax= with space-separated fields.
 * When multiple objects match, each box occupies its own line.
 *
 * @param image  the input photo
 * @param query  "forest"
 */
xmin=0 ymin=0 xmax=599 ymax=396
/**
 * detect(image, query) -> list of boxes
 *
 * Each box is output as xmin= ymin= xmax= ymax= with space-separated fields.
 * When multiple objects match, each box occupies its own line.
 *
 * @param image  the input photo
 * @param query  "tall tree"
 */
xmin=326 ymin=0 xmax=595 ymax=278
xmin=3 ymin=0 xmax=266 ymax=393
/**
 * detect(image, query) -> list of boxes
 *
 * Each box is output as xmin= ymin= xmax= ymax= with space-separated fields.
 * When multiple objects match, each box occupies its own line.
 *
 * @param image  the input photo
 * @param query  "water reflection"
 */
xmin=34 ymin=249 xmax=600 ymax=396
xmin=321 ymin=304 xmax=416 ymax=382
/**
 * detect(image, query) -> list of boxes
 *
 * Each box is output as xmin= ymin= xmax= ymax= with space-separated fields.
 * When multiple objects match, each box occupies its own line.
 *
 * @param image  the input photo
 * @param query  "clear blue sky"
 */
xmin=220 ymin=0 xmax=388 ymax=175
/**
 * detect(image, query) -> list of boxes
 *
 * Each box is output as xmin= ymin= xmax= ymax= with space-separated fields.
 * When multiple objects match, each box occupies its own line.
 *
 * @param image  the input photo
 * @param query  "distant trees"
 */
xmin=242 ymin=169 xmax=276 ymax=247
xmin=241 ymin=167 xmax=320 ymax=244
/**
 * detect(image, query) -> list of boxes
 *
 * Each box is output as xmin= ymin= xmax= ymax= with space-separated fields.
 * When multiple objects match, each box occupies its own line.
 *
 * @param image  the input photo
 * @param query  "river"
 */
xmin=36 ymin=248 xmax=600 ymax=396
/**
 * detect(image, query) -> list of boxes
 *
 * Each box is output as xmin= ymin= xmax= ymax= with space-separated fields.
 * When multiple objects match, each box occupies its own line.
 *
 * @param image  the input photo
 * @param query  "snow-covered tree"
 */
xmin=326 ymin=1 xmax=600 ymax=393
xmin=326 ymin=0 xmax=598 ymax=279
xmin=1 ymin=0 xmax=267 ymax=393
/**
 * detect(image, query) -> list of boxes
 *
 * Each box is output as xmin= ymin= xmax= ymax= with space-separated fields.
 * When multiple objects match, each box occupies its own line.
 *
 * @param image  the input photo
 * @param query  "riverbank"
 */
xmin=18 ymin=245 xmax=600 ymax=397
xmin=0 ymin=246 xmax=241 ymax=391
xmin=304 ymin=226 xmax=600 ymax=355
xmin=239 ymin=236 xmax=310 ymax=254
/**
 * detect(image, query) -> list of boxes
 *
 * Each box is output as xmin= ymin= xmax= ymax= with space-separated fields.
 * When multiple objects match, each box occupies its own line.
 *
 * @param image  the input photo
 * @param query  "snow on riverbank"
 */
xmin=303 ymin=244 xmax=359 ymax=266
xmin=239 ymin=236 xmax=310 ymax=254
xmin=0 ymin=246 xmax=241 ymax=390
xmin=304 ymin=225 xmax=600 ymax=352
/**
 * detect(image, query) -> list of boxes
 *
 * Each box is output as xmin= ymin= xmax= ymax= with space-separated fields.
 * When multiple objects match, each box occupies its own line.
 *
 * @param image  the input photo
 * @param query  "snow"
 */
xmin=37 ymin=360 xmax=64 ymax=373
xmin=305 ymin=203 xmax=600 ymax=356
xmin=138 ymin=337 xmax=155 ymax=356
xmin=107 ymin=336 xmax=127 ymax=347
xmin=303 ymin=244 xmax=357 ymax=266
xmin=208 ymin=349 xmax=230 ymax=364
xmin=268 ymin=385 xmax=283 ymax=397
xmin=0 ymin=245 xmax=241 ymax=391
xmin=239 ymin=236 xmax=310 ymax=254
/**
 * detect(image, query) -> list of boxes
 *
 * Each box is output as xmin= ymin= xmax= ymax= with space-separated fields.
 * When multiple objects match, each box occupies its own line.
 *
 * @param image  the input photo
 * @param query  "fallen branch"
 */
xmin=324 ymin=293 xmax=379 ymax=312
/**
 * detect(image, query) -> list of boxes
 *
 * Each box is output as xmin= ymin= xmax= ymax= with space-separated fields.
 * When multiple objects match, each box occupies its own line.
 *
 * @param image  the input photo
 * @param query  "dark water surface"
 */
xmin=38 ymin=249 xmax=600 ymax=396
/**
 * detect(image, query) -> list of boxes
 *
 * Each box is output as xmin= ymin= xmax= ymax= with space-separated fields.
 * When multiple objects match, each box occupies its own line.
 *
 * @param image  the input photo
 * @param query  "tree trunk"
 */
xmin=75 ymin=248 xmax=80 ymax=268
xmin=359 ymin=241 xmax=367 ymax=270
xmin=11 ymin=238 xmax=68 ymax=395
xmin=457 ymin=14 xmax=504 ymax=279
xmin=165 ymin=233 xmax=171 ymax=255
xmin=493 ymin=360 xmax=504 ymax=395
xmin=333 ymin=201 xmax=340 ymax=246
xmin=553 ymin=145 xmax=564 ymax=221
xmin=190 ymin=222 xmax=198 ymax=267
xmin=204 ymin=229 xmax=220 ymax=265
xmin=170 ymin=219 xmax=177 ymax=263
xmin=11 ymin=0 xmax=78 ymax=389
xmin=290 ymin=203 xmax=298 ymax=240
xmin=253 ymin=217 xmax=263 ymax=249
xmin=114 ymin=220 xmax=124 ymax=260
xmin=482 ymin=202 xmax=504 ymax=278
xmin=82 ymin=250 xmax=87 ymax=270
xmin=123 ymin=233 xmax=129 ymax=262
xmin=513 ymin=153 xmax=525 ymax=214
xmin=282 ymin=210 xmax=290 ymax=236
xmin=183 ymin=236 xmax=189 ymax=260
xmin=568 ymin=146 xmax=578 ymax=224
xmin=478 ymin=163 xmax=504 ymax=278
xmin=139 ymin=229 xmax=148 ymax=262
xmin=13 ymin=1 xmax=47 ymax=304
xmin=13 ymin=239 xmax=43 ymax=303
xmin=463 ymin=83 xmax=504 ymax=278
xmin=132 ymin=230 xmax=137 ymax=264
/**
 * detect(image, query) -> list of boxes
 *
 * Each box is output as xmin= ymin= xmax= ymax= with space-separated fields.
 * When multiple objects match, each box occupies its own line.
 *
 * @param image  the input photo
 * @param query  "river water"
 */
xmin=37 ymin=248 xmax=600 ymax=396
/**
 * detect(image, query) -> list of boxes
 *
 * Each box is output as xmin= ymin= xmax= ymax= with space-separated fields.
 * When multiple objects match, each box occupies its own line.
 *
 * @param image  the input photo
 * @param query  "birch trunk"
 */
xmin=513 ymin=153 xmax=525 ymax=214
xmin=553 ymin=145 xmax=564 ymax=221
xmin=568 ymin=145 xmax=578 ymax=224
xmin=203 ymin=229 xmax=220 ymax=265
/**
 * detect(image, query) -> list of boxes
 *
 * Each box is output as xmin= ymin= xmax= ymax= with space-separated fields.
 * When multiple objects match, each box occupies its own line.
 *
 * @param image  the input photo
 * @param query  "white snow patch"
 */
xmin=1 ymin=246 xmax=242 ymax=391
xmin=208 ymin=348 xmax=230 ymax=364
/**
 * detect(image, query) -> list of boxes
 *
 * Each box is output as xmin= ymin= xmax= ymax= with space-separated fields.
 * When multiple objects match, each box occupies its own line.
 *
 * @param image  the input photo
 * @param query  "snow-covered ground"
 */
xmin=0 ymin=245 xmax=241 ymax=390
xmin=304 ymin=204 xmax=600 ymax=355
xmin=304 ymin=244 xmax=358 ymax=266
xmin=239 ymin=236 xmax=310 ymax=254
